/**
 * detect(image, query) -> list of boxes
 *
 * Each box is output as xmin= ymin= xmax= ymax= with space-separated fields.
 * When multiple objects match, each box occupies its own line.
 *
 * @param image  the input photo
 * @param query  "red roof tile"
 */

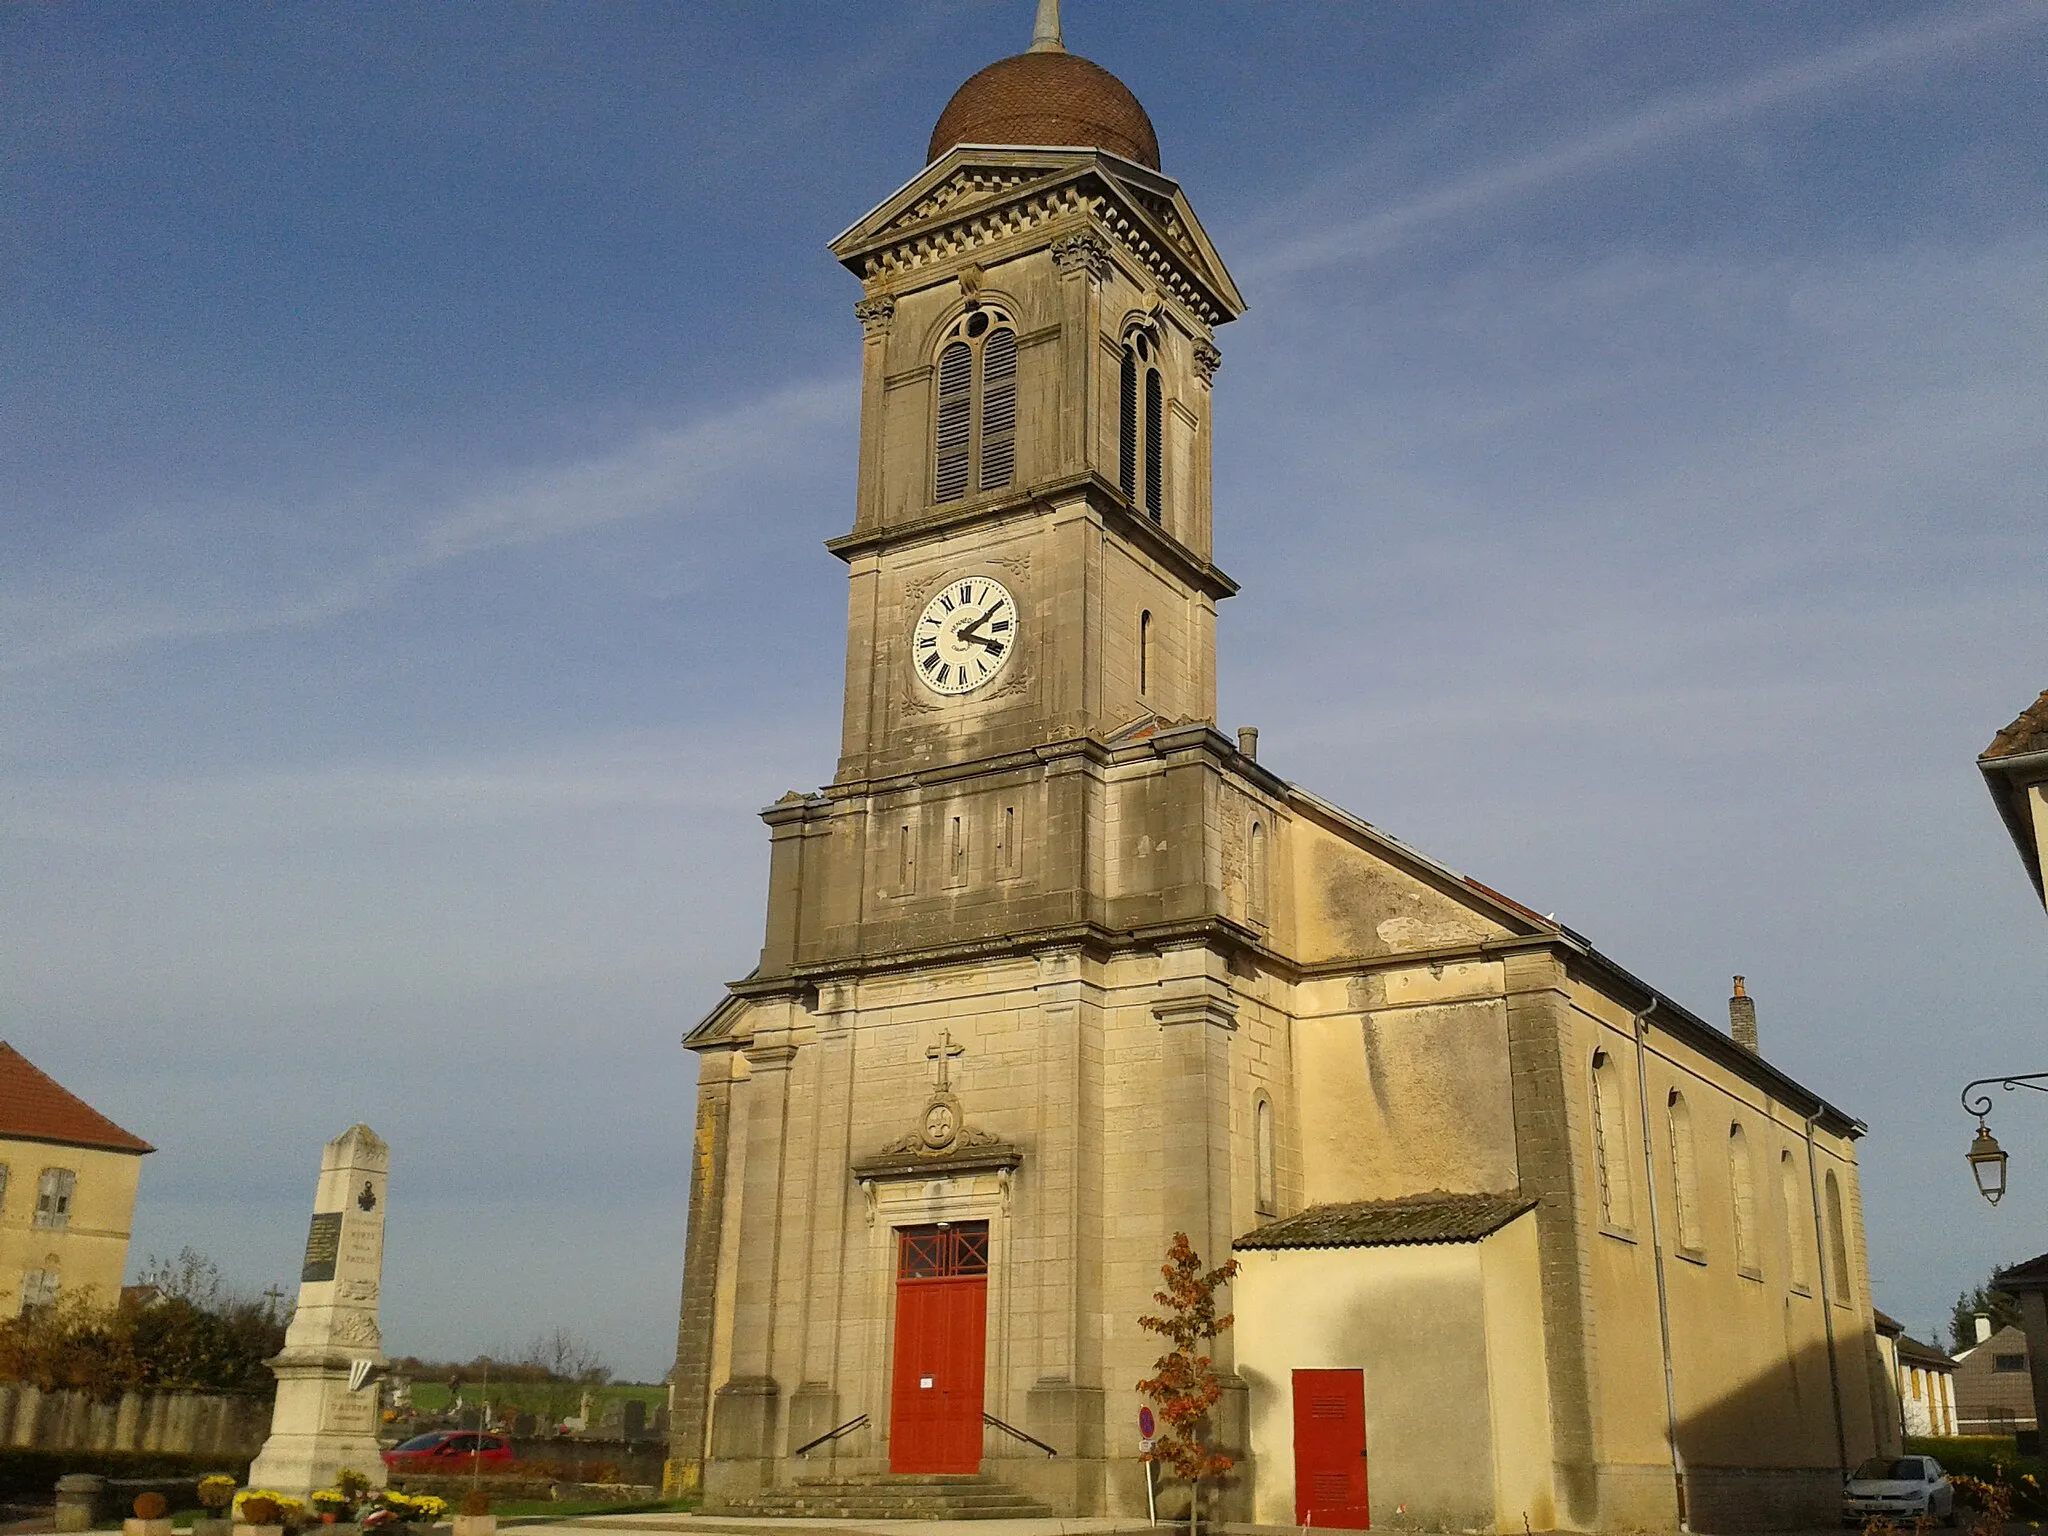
xmin=1985 ymin=689 xmax=2048 ymax=759
xmin=0 ymin=1043 xmax=153 ymax=1154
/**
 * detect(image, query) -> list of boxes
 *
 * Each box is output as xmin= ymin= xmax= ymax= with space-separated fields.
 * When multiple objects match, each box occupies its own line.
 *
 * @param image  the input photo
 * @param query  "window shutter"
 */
xmin=978 ymin=326 xmax=1017 ymax=491
xmin=1144 ymin=367 xmax=1165 ymax=521
xmin=1119 ymin=347 xmax=1139 ymax=498
xmin=35 ymin=1167 xmax=75 ymax=1229
xmin=934 ymin=341 xmax=972 ymax=502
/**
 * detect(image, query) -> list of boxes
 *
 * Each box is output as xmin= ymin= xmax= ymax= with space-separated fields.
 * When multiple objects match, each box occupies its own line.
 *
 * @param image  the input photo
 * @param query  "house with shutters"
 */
xmin=0 ymin=1042 xmax=154 ymax=1318
xmin=665 ymin=4 xmax=1888 ymax=1530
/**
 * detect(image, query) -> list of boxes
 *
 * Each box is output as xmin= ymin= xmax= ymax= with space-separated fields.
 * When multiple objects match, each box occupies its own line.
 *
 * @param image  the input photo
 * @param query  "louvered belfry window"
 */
xmin=1144 ymin=367 xmax=1164 ymax=521
xmin=1119 ymin=346 xmax=1139 ymax=497
xmin=934 ymin=340 xmax=973 ymax=503
xmin=979 ymin=325 xmax=1018 ymax=491
xmin=932 ymin=305 xmax=1019 ymax=504
xmin=1121 ymin=325 xmax=1166 ymax=522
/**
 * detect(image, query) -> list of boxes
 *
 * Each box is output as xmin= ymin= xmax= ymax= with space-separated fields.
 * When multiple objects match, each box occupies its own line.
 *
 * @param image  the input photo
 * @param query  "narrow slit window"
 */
xmin=898 ymin=823 xmax=915 ymax=890
xmin=950 ymin=815 xmax=967 ymax=879
xmin=1255 ymin=1097 xmax=1276 ymax=1214
xmin=1667 ymin=1091 xmax=1702 ymax=1253
xmin=1000 ymin=806 xmax=1016 ymax=875
xmin=1144 ymin=367 xmax=1164 ymax=521
xmin=1730 ymin=1123 xmax=1758 ymax=1273
xmin=1139 ymin=610 xmax=1151 ymax=695
xmin=1592 ymin=1050 xmax=1633 ymax=1230
xmin=1823 ymin=1170 xmax=1851 ymax=1300
xmin=1781 ymin=1150 xmax=1808 ymax=1290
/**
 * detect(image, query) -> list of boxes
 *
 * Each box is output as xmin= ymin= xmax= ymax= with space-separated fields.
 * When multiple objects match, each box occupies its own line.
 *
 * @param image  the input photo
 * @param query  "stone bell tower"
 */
xmin=669 ymin=1 xmax=1263 ymax=1518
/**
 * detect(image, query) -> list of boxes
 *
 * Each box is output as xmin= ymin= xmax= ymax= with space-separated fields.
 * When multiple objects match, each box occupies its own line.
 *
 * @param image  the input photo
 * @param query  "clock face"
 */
xmin=912 ymin=575 xmax=1018 ymax=696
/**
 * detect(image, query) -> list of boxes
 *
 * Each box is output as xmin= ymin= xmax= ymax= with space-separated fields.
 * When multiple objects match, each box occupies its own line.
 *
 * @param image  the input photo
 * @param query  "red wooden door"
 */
xmin=889 ymin=1224 xmax=989 ymax=1474
xmin=1293 ymin=1368 xmax=1370 ymax=1529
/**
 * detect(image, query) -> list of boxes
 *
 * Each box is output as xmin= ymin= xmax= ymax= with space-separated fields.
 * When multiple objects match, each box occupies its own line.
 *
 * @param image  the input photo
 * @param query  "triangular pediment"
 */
xmin=830 ymin=146 xmax=1245 ymax=322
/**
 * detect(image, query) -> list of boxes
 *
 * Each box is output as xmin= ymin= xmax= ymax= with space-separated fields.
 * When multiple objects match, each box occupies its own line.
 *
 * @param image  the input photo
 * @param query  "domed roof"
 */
xmin=928 ymin=48 xmax=1160 ymax=170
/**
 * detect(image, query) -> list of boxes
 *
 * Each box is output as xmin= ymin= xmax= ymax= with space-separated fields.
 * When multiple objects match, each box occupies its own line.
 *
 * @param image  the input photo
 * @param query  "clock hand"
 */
xmin=954 ymin=606 xmax=996 ymax=642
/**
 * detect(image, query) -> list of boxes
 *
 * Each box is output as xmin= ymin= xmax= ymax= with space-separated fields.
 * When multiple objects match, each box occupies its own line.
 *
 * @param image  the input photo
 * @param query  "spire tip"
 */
xmin=1029 ymin=0 xmax=1064 ymax=52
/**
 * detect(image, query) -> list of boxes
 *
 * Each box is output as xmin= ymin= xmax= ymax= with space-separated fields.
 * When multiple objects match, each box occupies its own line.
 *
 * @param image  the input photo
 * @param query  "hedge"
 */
xmin=0 ymin=1449 xmax=250 ymax=1501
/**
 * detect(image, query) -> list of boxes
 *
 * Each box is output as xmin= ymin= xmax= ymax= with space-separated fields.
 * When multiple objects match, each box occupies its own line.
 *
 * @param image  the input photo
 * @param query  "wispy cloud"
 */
xmin=1244 ymin=0 xmax=2048 ymax=280
xmin=1 ymin=379 xmax=853 ymax=674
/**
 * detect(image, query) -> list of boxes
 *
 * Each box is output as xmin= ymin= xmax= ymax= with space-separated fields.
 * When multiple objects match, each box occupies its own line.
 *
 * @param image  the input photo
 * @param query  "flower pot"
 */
xmin=240 ymin=1526 xmax=285 ymax=1536
xmin=194 ymin=1520 xmax=234 ymax=1536
xmin=125 ymin=1520 xmax=175 ymax=1536
xmin=454 ymin=1517 xmax=497 ymax=1536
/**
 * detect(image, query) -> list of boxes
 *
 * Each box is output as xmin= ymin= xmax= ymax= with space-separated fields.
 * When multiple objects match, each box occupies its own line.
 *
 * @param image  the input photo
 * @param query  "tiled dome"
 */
xmin=928 ymin=49 xmax=1159 ymax=170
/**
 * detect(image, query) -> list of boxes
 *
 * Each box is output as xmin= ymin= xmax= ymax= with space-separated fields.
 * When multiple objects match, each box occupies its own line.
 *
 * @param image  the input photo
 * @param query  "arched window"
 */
xmin=1781 ymin=1149 xmax=1809 ymax=1291
xmin=933 ymin=305 xmax=1018 ymax=503
xmin=1591 ymin=1050 xmax=1633 ymax=1231
xmin=1139 ymin=609 xmax=1152 ymax=695
xmin=1120 ymin=324 xmax=1165 ymax=523
xmin=1823 ymin=1170 xmax=1851 ymax=1301
xmin=1729 ymin=1122 xmax=1758 ymax=1274
xmin=1254 ymin=1096 xmax=1276 ymax=1215
xmin=1667 ymin=1090 xmax=1702 ymax=1254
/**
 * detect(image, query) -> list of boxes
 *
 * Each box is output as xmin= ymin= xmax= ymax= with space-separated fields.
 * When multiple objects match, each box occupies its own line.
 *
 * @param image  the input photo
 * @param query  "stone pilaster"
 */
xmin=1501 ymin=950 xmax=1607 ymax=1530
xmin=707 ymin=1039 xmax=798 ymax=1503
xmin=667 ymin=1048 xmax=737 ymax=1494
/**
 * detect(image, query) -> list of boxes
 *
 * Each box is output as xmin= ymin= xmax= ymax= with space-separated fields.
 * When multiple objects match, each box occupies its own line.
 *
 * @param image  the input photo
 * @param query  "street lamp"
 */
xmin=1966 ymin=1123 xmax=2007 ymax=1205
xmin=1960 ymin=1073 xmax=2048 ymax=1206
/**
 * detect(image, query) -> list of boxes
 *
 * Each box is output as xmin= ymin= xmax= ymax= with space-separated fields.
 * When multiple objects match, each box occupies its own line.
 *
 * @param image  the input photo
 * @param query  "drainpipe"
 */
xmin=1804 ymin=1114 xmax=1850 ymax=1473
xmin=1632 ymin=999 xmax=1688 ymax=1531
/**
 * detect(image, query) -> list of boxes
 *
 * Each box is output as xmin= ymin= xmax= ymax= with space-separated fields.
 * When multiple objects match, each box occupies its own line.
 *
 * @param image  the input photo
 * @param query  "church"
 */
xmin=666 ymin=6 xmax=1889 ymax=1529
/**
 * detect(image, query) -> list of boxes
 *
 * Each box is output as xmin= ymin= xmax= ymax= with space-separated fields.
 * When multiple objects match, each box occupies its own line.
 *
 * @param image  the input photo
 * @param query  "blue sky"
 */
xmin=5 ymin=1 xmax=2045 ymax=1380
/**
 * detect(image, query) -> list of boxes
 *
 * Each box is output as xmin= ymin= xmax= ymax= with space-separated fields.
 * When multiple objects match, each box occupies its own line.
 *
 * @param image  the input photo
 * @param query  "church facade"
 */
xmin=667 ymin=9 xmax=1887 ymax=1530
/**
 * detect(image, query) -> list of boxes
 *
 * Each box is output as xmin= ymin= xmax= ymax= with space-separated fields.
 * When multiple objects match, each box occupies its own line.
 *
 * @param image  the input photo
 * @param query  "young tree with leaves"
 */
xmin=1137 ymin=1232 xmax=1240 ymax=1535
xmin=1950 ymin=1271 xmax=2022 ymax=1354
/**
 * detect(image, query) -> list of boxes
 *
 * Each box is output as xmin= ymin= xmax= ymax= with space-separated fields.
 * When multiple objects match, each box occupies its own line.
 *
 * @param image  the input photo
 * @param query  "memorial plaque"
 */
xmin=301 ymin=1211 xmax=344 ymax=1282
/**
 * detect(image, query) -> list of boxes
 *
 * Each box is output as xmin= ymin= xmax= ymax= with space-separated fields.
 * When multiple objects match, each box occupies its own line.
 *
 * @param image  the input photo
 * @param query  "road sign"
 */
xmin=1139 ymin=1406 xmax=1156 ymax=1439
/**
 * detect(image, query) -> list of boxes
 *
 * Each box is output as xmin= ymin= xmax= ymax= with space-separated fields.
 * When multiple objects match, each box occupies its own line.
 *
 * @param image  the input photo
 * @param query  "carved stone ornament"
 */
xmin=333 ymin=1310 xmax=381 ymax=1348
xmin=854 ymin=295 xmax=897 ymax=334
xmin=1051 ymin=231 xmax=1112 ymax=280
xmin=852 ymin=1098 xmax=1022 ymax=1182
xmin=1193 ymin=339 xmax=1222 ymax=385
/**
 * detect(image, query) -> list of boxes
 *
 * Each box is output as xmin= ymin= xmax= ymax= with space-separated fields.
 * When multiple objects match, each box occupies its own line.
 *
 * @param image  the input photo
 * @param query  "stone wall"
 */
xmin=0 ymin=1384 xmax=269 ymax=1459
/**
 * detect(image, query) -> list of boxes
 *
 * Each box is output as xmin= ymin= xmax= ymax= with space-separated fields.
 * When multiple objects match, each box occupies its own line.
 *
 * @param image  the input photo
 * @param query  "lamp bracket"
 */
xmin=1961 ymin=1072 xmax=2048 ymax=1121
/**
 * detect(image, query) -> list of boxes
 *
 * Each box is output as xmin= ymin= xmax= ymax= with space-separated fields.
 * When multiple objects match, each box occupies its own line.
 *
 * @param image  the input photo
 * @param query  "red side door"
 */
xmin=1293 ymin=1368 xmax=1370 ymax=1529
xmin=889 ymin=1224 xmax=989 ymax=1474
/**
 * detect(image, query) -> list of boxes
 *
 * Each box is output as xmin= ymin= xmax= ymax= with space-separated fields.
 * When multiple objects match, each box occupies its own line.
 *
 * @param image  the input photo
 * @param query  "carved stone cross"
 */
xmin=927 ymin=1030 xmax=964 ymax=1093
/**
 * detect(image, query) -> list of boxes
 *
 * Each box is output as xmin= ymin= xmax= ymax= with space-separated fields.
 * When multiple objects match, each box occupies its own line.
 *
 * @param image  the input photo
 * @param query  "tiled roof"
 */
xmin=1995 ymin=1249 xmax=2048 ymax=1292
xmin=1985 ymin=690 xmax=2048 ymax=760
xmin=1873 ymin=1308 xmax=1904 ymax=1336
xmin=1896 ymin=1335 xmax=1956 ymax=1370
xmin=1235 ymin=1191 xmax=1536 ymax=1252
xmin=0 ymin=1043 xmax=153 ymax=1154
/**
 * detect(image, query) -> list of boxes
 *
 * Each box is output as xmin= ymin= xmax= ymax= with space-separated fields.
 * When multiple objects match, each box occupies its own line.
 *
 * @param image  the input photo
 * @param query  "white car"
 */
xmin=1842 ymin=1455 xmax=1957 ymax=1525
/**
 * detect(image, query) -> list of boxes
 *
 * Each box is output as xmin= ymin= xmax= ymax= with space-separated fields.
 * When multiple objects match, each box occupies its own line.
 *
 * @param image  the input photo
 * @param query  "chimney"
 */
xmin=1729 ymin=975 xmax=1759 ymax=1053
xmin=1237 ymin=726 xmax=1259 ymax=761
xmin=1976 ymin=1313 xmax=1994 ymax=1345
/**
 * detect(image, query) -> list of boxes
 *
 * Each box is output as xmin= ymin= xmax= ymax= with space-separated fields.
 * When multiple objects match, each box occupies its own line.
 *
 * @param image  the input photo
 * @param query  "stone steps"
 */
xmin=719 ymin=1473 xmax=1057 ymax=1521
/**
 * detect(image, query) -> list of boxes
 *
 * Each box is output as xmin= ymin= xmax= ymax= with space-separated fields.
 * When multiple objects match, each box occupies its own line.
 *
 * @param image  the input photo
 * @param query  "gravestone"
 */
xmin=621 ymin=1400 xmax=646 ymax=1439
xmin=248 ymin=1125 xmax=390 ymax=1497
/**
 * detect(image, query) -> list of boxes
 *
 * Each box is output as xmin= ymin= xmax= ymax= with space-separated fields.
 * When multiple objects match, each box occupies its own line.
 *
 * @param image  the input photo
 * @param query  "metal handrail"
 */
xmin=983 ymin=1412 xmax=1057 ymax=1457
xmin=794 ymin=1412 xmax=869 ymax=1459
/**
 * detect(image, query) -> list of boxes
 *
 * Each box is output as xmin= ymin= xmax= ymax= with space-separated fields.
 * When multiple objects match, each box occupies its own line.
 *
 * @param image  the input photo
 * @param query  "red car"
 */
xmin=382 ymin=1430 xmax=515 ymax=1471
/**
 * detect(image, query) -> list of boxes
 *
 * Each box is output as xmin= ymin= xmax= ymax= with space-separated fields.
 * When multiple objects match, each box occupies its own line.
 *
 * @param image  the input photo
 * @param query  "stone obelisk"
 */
xmin=249 ymin=1125 xmax=390 ymax=1496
